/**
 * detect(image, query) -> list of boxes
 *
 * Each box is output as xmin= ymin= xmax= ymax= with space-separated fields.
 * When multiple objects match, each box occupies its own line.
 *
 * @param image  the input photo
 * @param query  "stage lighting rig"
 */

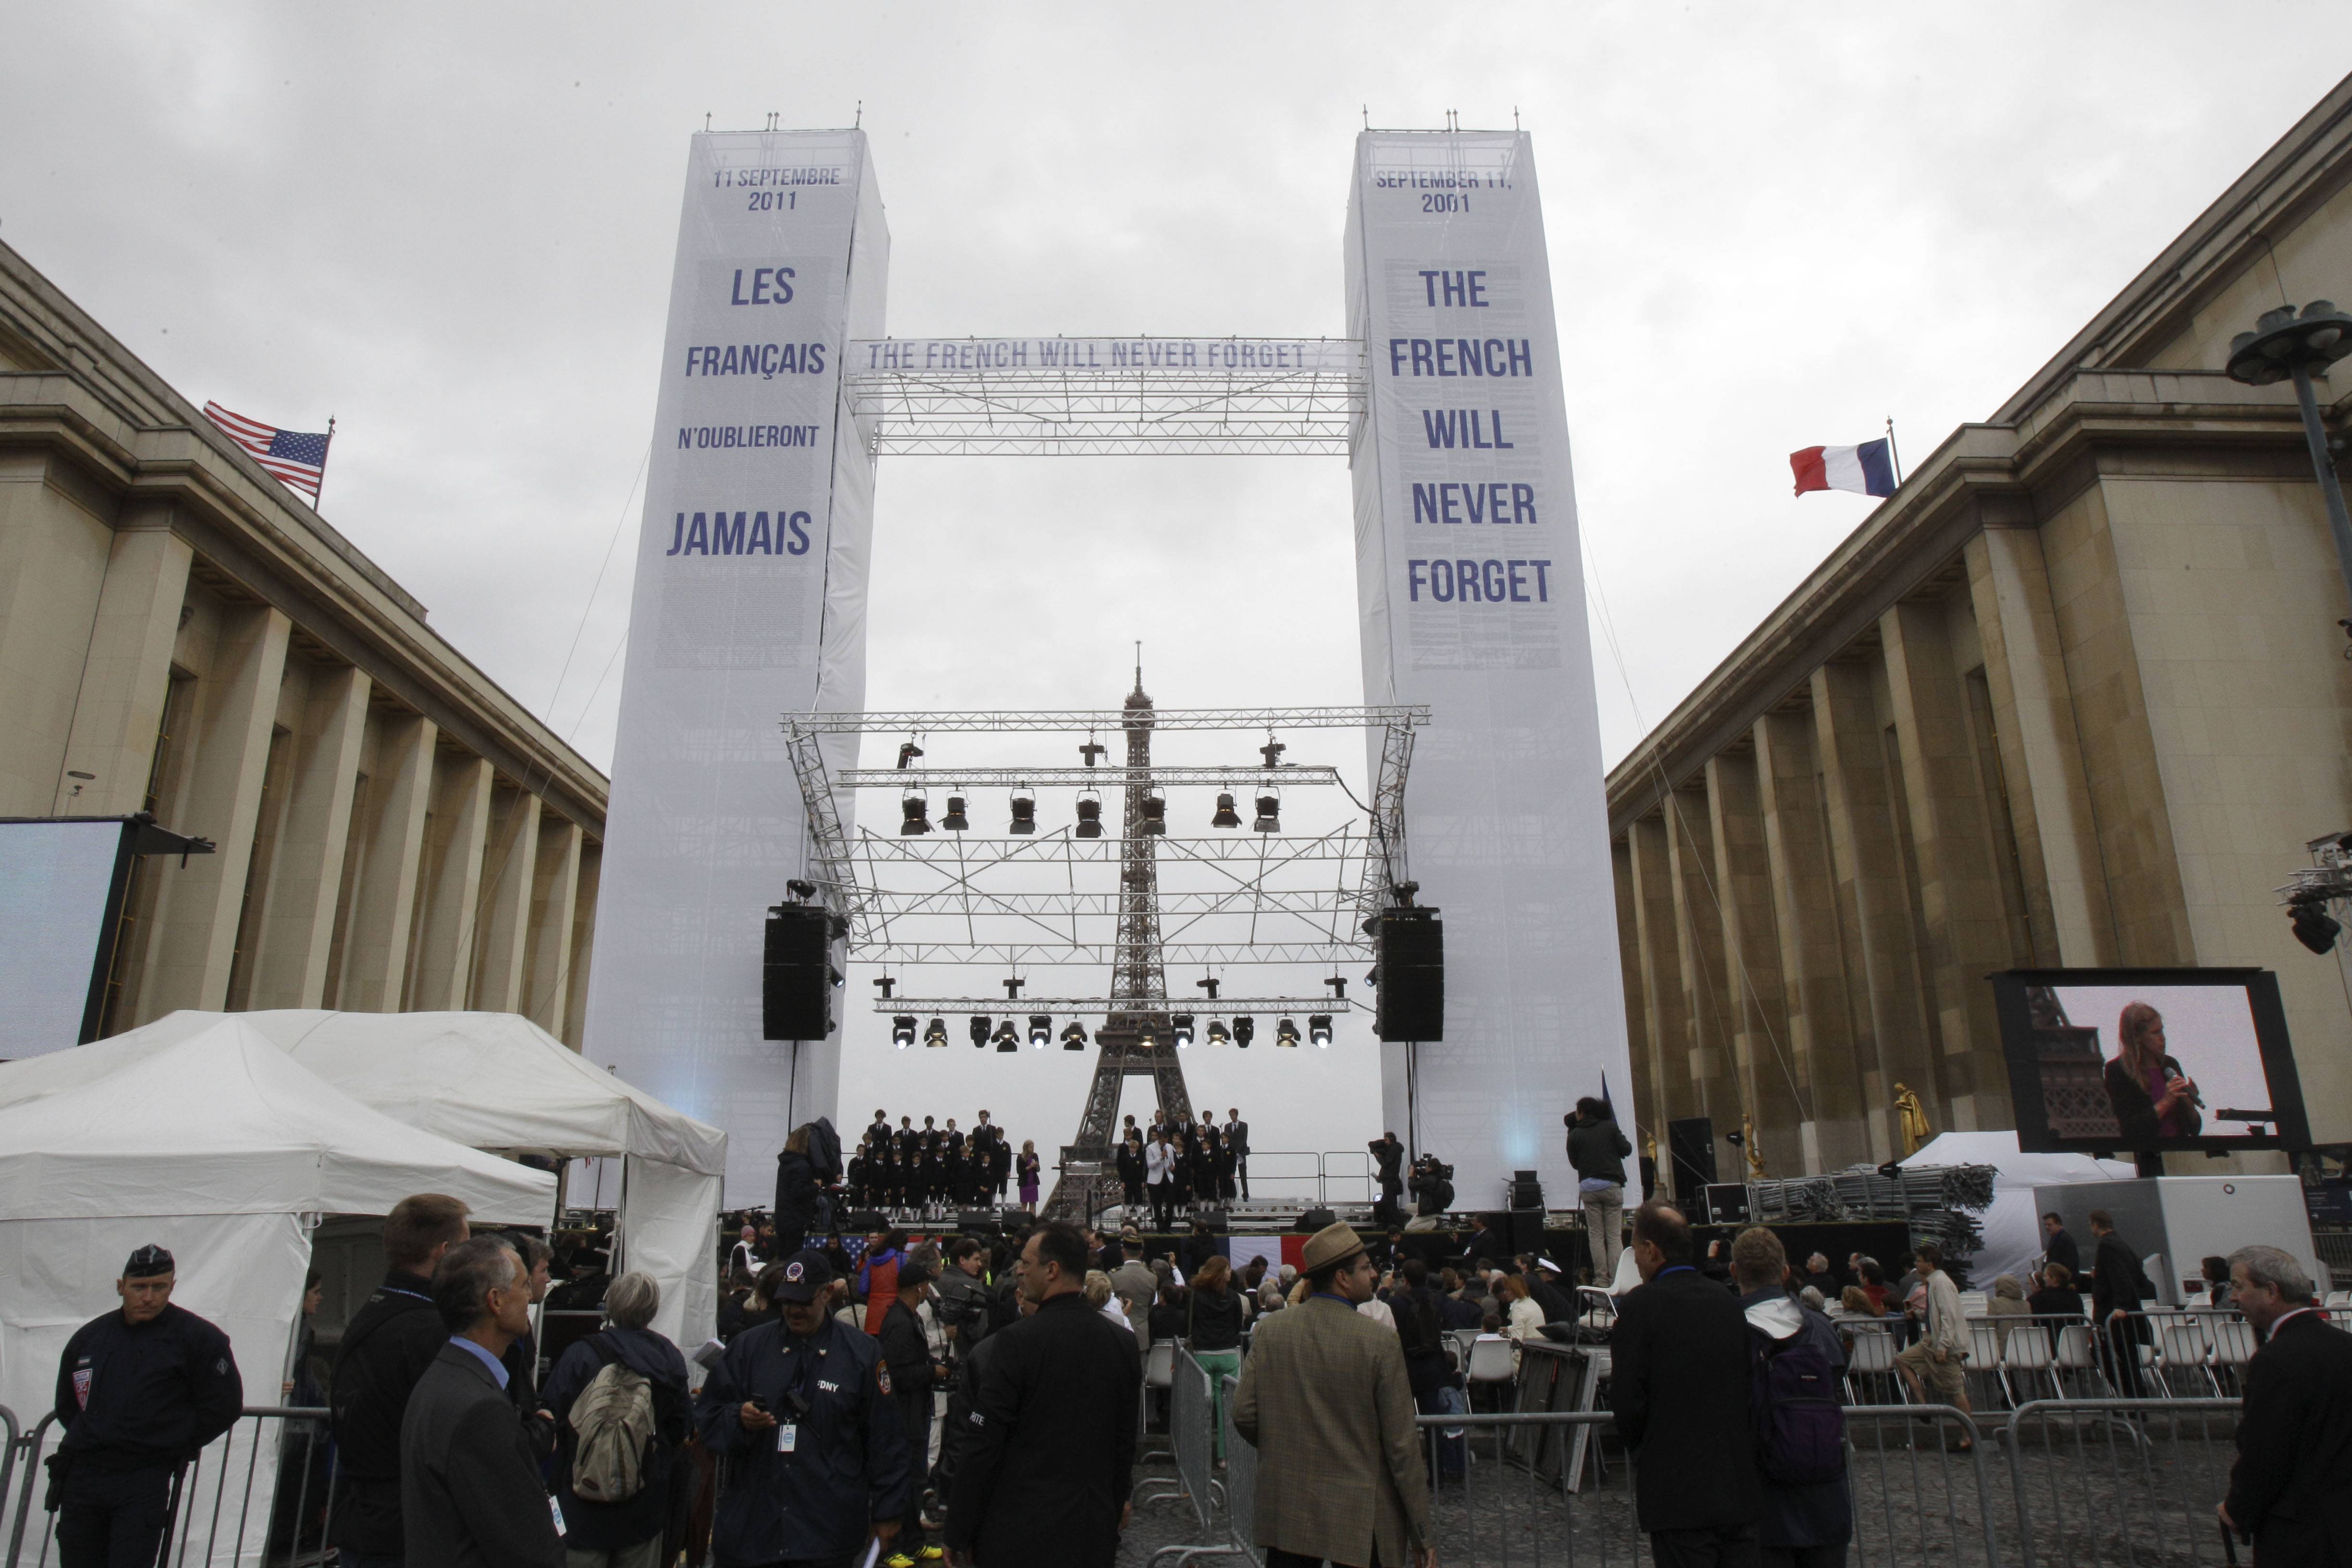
xmin=1141 ymin=790 xmax=1167 ymax=833
xmin=1009 ymin=786 xmax=1036 ymax=834
xmin=1206 ymin=1019 xmax=1232 ymax=1046
xmin=1172 ymin=1014 xmax=1195 ymax=1047
xmin=1308 ymin=1013 xmax=1333 ymax=1047
xmin=992 ymin=1018 xmax=1020 ymax=1051
xmin=1252 ymin=789 xmax=1281 ymax=833
xmin=1029 ymin=1014 xmax=1052 ymax=1048
xmin=1211 ymin=791 xmax=1241 ymax=828
xmin=872 ymin=975 xmax=896 ymax=999
xmin=1275 ymin=1017 xmax=1302 ymax=1047
xmin=1233 ymin=1016 xmax=1255 ymax=1048
xmin=1060 ymin=1020 xmax=1090 ymax=1051
xmin=1260 ymin=736 xmax=1286 ymax=769
xmin=785 ymin=879 xmax=818 ymax=902
xmin=900 ymin=791 xmax=931 ymax=835
xmin=1137 ymin=1028 xmax=1158 ymax=1052
xmin=892 ymin=1015 xmax=917 ymax=1048
xmin=1079 ymin=739 xmax=1108 ymax=766
xmin=969 ymin=1015 xmax=991 ymax=1048
xmin=941 ymin=793 xmax=969 ymax=832
xmin=1196 ymin=975 xmax=1220 ymax=1000
xmin=1003 ymin=975 xmax=1026 ymax=999
xmin=1076 ymin=789 xmax=1103 ymax=838
xmin=896 ymin=741 xmax=925 ymax=769
xmin=923 ymin=1017 xmax=949 ymax=1048
xmin=1324 ymin=975 xmax=1347 ymax=1000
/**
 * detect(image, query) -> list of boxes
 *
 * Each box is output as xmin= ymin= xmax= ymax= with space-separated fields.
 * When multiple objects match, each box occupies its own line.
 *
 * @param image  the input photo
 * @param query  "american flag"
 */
xmin=201 ymin=402 xmax=332 ymax=502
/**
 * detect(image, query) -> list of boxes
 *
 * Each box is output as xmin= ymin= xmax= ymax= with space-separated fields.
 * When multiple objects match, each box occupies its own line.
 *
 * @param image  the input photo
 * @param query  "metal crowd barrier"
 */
xmin=1136 ymin=1346 xmax=1219 ymax=1543
xmin=2003 ymin=1397 xmax=2241 ymax=1567
xmin=3 ymin=1406 xmax=333 ymax=1568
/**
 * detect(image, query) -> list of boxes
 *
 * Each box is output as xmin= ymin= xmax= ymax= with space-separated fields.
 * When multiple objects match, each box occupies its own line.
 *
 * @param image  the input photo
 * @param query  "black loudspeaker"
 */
xmin=956 ymin=1211 xmax=1000 ymax=1237
xmin=1507 ymin=1170 xmax=1544 ymax=1209
xmin=1701 ymin=1183 xmax=1750 ymax=1226
xmin=1666 ymin=1117 xmax=1717 ymax=1199
xmin=1374 ymin=908 xmax=1445 ymax=1041
xmin=1299 ymin=1207 xmax=1338 ymax=1231
xmin=1508 ymin=1209 xmax=1544 ymax=1253
xmin=763 ymin=906 xmax=832 ymax=1041
xmin=1198 ymin=1211 xmax=1229 ymax=1235
xmin=849 ymin=1209 xmax=886 ymax=1232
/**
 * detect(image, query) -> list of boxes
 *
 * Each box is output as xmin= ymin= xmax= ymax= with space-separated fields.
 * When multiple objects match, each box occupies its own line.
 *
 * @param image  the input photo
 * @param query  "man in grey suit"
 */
xmin=1234 ymin=1222 xmax=1433 ymax=1568
xmin=399 ymin=1237 xmax=564 ymax=1568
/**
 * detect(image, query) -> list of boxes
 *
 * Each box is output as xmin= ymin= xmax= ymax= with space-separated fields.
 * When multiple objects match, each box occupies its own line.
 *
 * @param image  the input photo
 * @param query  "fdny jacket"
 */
xmin=693 ymin=1314 xmax=909 ymax=1566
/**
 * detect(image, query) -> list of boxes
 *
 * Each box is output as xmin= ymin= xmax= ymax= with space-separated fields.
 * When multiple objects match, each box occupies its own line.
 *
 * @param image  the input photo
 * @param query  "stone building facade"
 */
xmin=0 ymin=239 xmax=606 ymax=1042
xmin=1609 ymin=76 xmax=2352 ymax=1176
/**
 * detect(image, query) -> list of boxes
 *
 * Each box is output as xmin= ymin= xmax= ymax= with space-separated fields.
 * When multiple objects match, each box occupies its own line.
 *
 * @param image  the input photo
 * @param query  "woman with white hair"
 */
xmin=542 ymin=1270 xmax=691 ymax=1568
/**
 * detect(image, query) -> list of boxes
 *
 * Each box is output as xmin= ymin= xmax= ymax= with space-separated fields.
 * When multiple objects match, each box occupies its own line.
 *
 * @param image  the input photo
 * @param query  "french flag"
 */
xmin=1790 ymin=438 xmax=1896 ymax=498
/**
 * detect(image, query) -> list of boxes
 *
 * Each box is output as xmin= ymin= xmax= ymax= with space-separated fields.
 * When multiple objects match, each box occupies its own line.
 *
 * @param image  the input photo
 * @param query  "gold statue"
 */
xmin=1740 ymin=1114 xmax=1767 ymax=1178
xmin=1893 ymin=1083 xmax=1931 ymax=1157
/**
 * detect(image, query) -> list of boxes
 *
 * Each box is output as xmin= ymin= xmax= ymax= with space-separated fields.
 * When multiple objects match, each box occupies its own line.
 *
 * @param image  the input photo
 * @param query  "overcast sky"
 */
xmin=7 ymin=7 xmax=2345 ymax=1177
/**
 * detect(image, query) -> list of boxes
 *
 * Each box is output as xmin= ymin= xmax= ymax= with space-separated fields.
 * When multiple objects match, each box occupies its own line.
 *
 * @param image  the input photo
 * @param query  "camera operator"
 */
xmin=1408 ymin=1154 xmax=1455 ymax=1219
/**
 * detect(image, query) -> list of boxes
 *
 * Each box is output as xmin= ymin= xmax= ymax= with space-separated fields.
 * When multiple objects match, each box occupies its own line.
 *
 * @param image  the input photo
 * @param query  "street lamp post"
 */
xmin=2225 ymin=301 xmax=2352 ymax=637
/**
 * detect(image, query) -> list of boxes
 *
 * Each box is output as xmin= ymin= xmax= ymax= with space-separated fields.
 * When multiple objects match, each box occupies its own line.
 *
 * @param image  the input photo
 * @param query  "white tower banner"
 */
xmin=586 ymin=130 xmax=888 ymax=1201
xmin=1345 ymin=130 xmax=1633 ymax=1208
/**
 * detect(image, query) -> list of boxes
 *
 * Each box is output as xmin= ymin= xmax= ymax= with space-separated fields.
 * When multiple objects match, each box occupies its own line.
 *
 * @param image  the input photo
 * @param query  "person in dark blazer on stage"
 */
xmin=2219 ymin=1245 xmax=2352 ymax=1565
xmin=1608 ymin=1200 xmax=1762 ymax=1568
xmin=399 ymin=1237 xmax=565 ymax=1568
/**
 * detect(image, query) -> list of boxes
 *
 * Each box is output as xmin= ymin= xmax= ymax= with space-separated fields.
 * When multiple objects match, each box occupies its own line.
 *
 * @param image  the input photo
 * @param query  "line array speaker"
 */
xmin=1373 ymin=908 xmax=1444 ymax=1041
xmin=1666 ymin=1116 xmax=1717 ymax=1199
xmin=763 ymin=905 xmax=832 ymax=1041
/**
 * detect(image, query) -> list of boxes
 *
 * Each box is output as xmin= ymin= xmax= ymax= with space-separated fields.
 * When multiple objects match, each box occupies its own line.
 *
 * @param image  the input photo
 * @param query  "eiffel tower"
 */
xmin=1045 ymin=660 xmax=1195 ymax=1222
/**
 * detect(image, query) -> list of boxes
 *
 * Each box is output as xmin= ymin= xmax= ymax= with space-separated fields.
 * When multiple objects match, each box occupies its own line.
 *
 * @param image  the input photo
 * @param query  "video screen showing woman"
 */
xmin=2100 ymin=1000 xmax=2203 ymax=1143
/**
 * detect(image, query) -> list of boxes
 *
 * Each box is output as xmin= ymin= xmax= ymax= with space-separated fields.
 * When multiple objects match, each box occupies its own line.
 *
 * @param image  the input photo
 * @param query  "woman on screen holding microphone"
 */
xmin=2102 ymin=1001 xmax=2203 ymax=1142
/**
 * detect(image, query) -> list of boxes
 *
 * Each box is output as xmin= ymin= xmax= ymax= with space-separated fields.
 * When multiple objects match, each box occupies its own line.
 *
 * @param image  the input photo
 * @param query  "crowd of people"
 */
xmin=35 ymin=1159 xmax=2352 ymax=1568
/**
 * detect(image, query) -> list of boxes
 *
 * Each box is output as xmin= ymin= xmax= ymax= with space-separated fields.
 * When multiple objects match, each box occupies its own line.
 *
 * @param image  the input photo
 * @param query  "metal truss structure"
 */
xmin=841 ymin=338 xmax=1365 ymax=456
xmin=839 ymin=766 xmax=1343 ymax=790
xmin=873 ymin=996 xmax=1353 ymax=1016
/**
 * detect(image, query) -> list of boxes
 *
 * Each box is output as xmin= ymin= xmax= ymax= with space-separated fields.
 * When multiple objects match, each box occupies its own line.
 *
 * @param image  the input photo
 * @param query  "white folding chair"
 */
xmin=1958 ymin=1291 xmax=1989 ymax=1318
xmin=2209 ymin=1319 xmax=2257 ymax=1396
xmin=1844 ymin=1326 xmax=1901 ymax=1405
xmin=2325 ymin=1289 xmax=2351 ymax=1311
xmin=1965 ymin=1320 xmax=2005 ymax=1408
xmin=2055 ymin=1323 xmax=2108 ymax=1398
xmin=1999 ymin=1324 xmax=2058 ymax=1406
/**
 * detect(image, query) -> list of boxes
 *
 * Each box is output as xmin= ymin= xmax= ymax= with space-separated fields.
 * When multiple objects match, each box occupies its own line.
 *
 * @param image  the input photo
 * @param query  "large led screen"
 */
xmin=1993 ymin=968 xmax=2311 ymax=1154
xmin=0 ymin=819 xmax=130 ymax=1057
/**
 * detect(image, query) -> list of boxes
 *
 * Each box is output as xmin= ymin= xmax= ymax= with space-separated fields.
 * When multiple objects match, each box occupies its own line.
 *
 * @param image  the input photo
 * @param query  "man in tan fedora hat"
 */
xmin=1234 ymin=1222 xmax=1434 ymax=1568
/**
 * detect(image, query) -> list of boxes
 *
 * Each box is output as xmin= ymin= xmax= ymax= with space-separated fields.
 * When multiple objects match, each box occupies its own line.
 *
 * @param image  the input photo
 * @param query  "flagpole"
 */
xmin=1885 ymin=415 xmax=1903 ymax=486
xmin=312 ymin=415 xmax=336 ymax=510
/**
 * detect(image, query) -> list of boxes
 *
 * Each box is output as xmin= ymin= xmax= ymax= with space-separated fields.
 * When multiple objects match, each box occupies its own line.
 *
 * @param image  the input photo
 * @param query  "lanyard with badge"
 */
xmin=773 ymin=1330 xmax=823 ymax=1453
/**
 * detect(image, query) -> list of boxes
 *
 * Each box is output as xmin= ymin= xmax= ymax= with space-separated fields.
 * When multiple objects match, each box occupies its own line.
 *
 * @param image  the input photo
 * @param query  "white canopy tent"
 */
xmin=87 ymin=1010 xmax=727 ymax=1354
xmin=1900 ymin=1130 xmax=2136 ymax=1285
xmin=0 ymin=1019 xmax=554 ymax=1566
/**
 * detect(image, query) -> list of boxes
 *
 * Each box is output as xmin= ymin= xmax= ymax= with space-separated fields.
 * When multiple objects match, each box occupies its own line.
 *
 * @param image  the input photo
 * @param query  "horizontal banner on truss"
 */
xmin=848 ymin=337 xmax=1361 ymax=376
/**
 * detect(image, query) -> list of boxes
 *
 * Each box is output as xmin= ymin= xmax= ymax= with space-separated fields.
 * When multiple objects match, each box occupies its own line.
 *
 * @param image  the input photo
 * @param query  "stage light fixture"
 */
xmin=899 ymin=791 xmax=931 ymax=835
xmin=969 ymin=1015 xmax=991 ymax=1048
xmin=873 ymin=975 xmax=896 ymax=1000
xmin=1211 ymin=792 xmax=1242 ymax=829
xmin=941 ymin=794 xmax=969 ymax=832
xmin=892 ymin=1015 xmax=917 ymax=1048
xmin=1324 ymin=975 xmax=1347 ymax=1000
xmin=1233 ymin=1016 xmax=1254 ymax=1049
xmin=1260 ymin=737 xmax=1287 ymax=769
xmin=1003 ymin=975 xmax=1025 ymax=999
xmin=1137 ymin=1029 xmax=1158 ymax=1052
xmin=1196 ymin=975 xmax=1220 ymax=1000
xmin=1172 ymin=1014 xmax=1195 ymax=1048
xmin=1275 ymin=1017 xmax=1302 ymax=1047
xmin=992 ymin=1019 xmax=1020 ymax=1052
xmin=1252 ymin=791 xmax=1281 ymax=833
xmin=785 ymin=878 xmax=818 ymax=901
xmin=1060 ymin=1020 xmax=1090 ymax=1051
xmin=1206 ymin=1019 xmax=1232 ymax=1046
xmin=1029 ymin=1014 xmax=1052 ymax=1048
xmin=1079 ymin=739 xmax=1107 ymax=767
xmin=1308 ymin=1013 xmax=1333 ymax=1047
xmin=1076 ymin=790 xmax=1103 ymax=838
xmin=2291 ymin=895 xmax=2342 ymax=954
xmin=1009 ymin=787 xmax=1036 ymax=834
xmin=896 ymin=740 xmax=925 ymax=769
xmin=1140 ymin=790 xmax=1167 ymax=834
xmin=923 ymin=1017 xmax=949 ymax=1048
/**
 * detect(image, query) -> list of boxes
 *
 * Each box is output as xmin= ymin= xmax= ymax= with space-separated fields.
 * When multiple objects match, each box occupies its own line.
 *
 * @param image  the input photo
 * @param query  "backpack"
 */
xmin=568 ymin=1336 xmax=662 ymax=1503
xmin=1749 ymin=1322 xmax=1845 ymax=1486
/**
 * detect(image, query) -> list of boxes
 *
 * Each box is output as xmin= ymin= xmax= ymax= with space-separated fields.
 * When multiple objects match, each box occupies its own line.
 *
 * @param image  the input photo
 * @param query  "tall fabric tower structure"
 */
xmin=584 ymin=130 xmax=889 ymax=1201
xmin=1344 ymin=129 xmax=1632 ymax=1209
xmin=1047 ymin=665 xmax=1194 ymax=1220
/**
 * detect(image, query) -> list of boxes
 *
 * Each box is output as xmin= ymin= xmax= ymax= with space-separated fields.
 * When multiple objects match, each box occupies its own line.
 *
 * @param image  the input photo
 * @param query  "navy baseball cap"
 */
xmin=771 ymin=1250 xmax=833 ymax=1303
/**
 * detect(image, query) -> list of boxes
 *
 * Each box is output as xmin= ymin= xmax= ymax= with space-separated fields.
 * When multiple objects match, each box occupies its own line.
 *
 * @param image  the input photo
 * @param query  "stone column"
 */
xmin=139 ymin=604 xmax=291 ymax=1018
xmin=469 ymin=784 xmax=542 ymax=1013
xmin=564 ymin=841 xmax=601 ymax=1050
xmin=1612 ymin=838 xmax=1656 ymax=1134
xmin=1627 ymin=813 xmax=1693 ymax=1130
xmin=1967 ymin=526 xmax=2118 ymax=966
xmin=337 ymin=711 xmax=435 ymax=1011
xmin=528 ymin=813 xmax=584 ymax=1038
xmin=1704 ymin=749 xmax=1803 ymax=1174
xmin=1752 ymin=707 xmax=1870 ymax=1171
xmin=1664 ymin=783 xmax=1738 ymax=1132
xmin=52 ymin=521 xmax=195 ymax=816
xmin=1811 ymin=658 xmax=1934 ymax=1162
xmin=1880 ymin=598 xmax=2019 ymax=1128
xmin=405 ymin=752 xmax=492 ymax=1011
xmin=249 ymin=665 xmax=371 ymax=1007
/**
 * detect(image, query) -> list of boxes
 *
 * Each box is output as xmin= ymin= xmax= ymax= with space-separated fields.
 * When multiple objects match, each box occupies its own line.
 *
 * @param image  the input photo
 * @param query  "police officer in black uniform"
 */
xmin=695 ymin=1250 xmax=911 ymax=1568
xmin=49 ymin=1245 xmax=243 ymax=1568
